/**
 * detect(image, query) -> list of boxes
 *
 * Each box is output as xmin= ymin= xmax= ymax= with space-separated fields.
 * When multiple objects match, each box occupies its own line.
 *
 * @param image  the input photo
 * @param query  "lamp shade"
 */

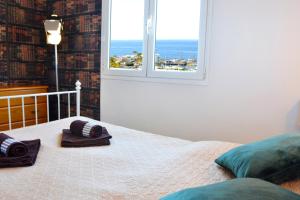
xmin=44 ymin=15 xmax=63 ymax=45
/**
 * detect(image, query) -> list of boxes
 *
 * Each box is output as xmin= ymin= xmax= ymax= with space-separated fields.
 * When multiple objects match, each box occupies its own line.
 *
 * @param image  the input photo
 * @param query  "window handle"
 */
xmin=147 ymin=16 xmax=152 ymax=34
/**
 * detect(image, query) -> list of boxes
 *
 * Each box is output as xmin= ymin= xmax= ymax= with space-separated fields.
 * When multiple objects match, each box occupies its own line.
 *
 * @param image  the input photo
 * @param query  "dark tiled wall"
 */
xmin=0 ymin=0 xmax=48 ymax=86
xmin=48 ymin=0 xmax=101 ymax=120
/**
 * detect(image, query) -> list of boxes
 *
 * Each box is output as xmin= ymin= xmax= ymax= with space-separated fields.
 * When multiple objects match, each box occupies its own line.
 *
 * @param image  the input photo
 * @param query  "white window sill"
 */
xmin=101 ymin=74 xmax=209 ymax=86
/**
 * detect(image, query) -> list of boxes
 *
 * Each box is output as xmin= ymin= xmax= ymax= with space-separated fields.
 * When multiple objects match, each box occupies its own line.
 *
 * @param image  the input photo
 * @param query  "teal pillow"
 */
xmin=215 ymin=133 xmax=300 ymax=184
xmin=161 ymin=178 xmax=300 ymax=200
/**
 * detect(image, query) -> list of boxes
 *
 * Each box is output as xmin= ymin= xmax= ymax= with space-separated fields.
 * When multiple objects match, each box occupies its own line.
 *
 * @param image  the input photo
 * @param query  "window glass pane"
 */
xmin=155 ymin=0 xmax=200 ymax=72
xmin=110 ymin=0 xmax=144 ymax=70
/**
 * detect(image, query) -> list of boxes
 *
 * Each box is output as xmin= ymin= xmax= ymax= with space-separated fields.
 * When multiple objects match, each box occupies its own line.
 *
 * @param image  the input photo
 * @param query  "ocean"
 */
xmin=110 ymin=40 xmax=198 ymax=60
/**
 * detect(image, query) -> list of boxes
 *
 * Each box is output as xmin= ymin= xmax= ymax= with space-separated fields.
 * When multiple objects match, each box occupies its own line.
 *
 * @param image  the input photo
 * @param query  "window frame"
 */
xmin=101 ymin=0 xmax=209 ymax=81
xmin=101 ymin=0 xmax=148 ymax=77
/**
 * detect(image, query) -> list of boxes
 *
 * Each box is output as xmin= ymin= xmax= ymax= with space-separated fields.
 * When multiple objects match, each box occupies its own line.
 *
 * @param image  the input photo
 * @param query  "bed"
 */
xmin=0 ymin=116 xmax=299 ymax=200
xmin=1 ymin=83 xmax=299 ymax=200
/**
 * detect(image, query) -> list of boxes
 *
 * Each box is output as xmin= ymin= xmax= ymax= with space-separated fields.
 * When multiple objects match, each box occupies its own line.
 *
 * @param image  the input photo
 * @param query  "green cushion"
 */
xmin=160 ymin=178 xmax=300 ymax=200
xmin=215 ymin=133 xmax=300 ymax=184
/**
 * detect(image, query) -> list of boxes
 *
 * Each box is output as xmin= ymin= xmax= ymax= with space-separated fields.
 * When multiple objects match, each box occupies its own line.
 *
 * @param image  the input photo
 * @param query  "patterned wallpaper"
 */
xmin=0 ymin=0 xmax=101 ymax=120
xmin=0 ymin=0 xmax=48 ymax=86
xmin=48 ymin=0 xmax=101 ymax=120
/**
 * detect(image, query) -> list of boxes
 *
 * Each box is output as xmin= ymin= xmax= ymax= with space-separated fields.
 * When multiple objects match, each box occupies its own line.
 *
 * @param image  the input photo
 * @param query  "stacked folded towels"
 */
xmin=61 ymin=120 xmax=112 ymax=147
xmin=0 ymin=133 xmax=40 ymax=168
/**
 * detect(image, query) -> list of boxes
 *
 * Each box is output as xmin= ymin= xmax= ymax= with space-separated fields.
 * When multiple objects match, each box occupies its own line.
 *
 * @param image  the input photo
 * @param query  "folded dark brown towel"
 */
xmin=61 ymin=129 xmax=112 ymax=148
xmin=0 ymin=139 xmax=41 ymax=168
xmin=0 ymin=133 xmax=28 ymax=157
xmin=70 ymin=120 xmax=102 ymax=138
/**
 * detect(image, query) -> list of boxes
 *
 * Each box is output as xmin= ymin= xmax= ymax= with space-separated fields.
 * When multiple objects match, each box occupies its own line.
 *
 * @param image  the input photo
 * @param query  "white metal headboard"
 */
xmin=0 ymin=81 xmax=81 ymax=131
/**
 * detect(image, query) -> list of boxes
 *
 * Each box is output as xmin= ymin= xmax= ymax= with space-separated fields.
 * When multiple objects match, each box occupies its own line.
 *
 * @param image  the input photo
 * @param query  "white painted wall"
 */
xmin=101 ymin=0 xmax=300 ymax=143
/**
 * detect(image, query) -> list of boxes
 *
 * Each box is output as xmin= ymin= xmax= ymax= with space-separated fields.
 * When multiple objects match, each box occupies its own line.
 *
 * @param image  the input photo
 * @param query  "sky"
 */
xmin=111 ymin=0 xmax=201 ymax=40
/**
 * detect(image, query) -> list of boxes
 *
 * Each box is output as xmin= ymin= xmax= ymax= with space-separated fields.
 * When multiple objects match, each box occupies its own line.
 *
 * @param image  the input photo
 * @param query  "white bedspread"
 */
xmin=1 ymin=117 xmax=299 ymax=200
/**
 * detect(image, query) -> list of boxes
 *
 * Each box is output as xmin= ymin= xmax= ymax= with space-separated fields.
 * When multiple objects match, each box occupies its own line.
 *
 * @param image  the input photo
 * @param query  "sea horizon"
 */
xmin=110 ymin=39 xmax=198 ymax=60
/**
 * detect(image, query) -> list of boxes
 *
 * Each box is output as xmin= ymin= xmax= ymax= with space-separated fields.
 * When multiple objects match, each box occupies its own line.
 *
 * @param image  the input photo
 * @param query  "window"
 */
xmin=101 ymin=0 xmax=209 ymax=81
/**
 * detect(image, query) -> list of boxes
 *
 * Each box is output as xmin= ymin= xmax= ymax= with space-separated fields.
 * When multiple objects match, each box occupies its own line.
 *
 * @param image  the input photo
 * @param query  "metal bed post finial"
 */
xmin=76 ymin=81 xmax=81 ymax=116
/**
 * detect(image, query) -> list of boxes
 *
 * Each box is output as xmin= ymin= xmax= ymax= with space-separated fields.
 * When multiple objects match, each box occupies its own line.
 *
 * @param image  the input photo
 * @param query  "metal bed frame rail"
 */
xmin=0 ymin=81 xmax=81 ymax=130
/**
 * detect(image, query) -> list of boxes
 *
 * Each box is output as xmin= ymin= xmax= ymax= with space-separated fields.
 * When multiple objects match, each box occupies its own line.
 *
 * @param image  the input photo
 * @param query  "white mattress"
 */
xmin=1 ymin=117 xmax=299 ymax=200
